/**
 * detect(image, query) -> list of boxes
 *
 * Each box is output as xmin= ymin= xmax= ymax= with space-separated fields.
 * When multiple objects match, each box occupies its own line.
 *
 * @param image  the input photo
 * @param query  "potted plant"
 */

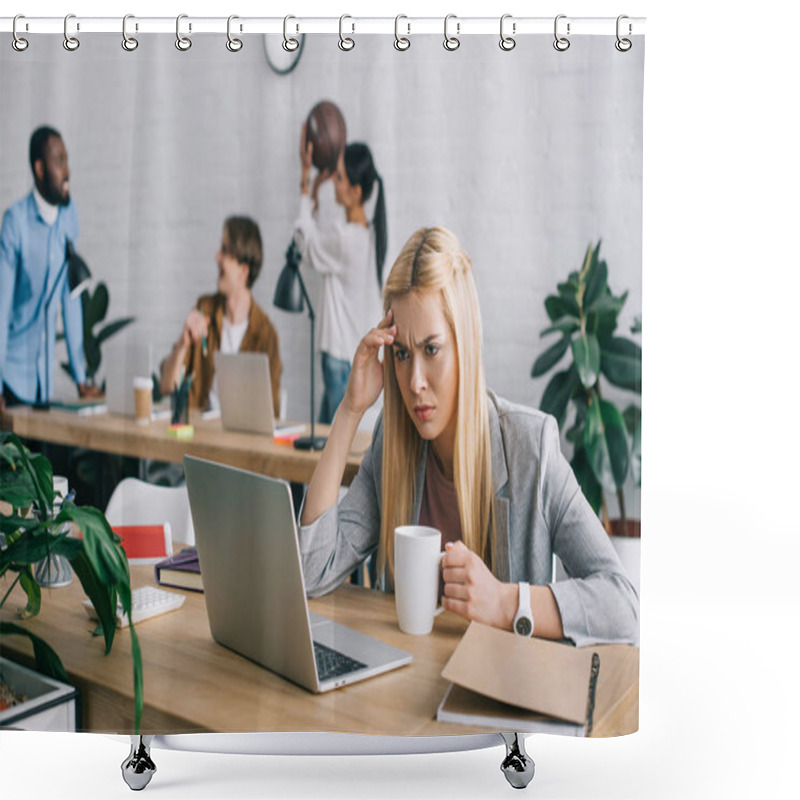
xmin=59 ymin=281 xmax=136 ymax=390
xmin=531 ymin=242 xmax=641 ymax=581
xmin=0 ymin=432 xmax=143 ymax=730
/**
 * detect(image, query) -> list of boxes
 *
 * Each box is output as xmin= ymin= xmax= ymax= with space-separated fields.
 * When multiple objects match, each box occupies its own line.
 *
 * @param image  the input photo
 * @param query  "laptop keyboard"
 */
xmin=313 ymin=641 xmax=367 ymax=682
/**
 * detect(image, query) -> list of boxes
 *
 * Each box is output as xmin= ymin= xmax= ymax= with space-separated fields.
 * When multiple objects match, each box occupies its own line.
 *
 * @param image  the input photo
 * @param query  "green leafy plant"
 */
xmin=531 ymin=241 xmax=641 ymax=532
xmin=0 ymin=432 xmax=143 ymax=729
xmin=60 ymin=281 xmax=135 ymax=388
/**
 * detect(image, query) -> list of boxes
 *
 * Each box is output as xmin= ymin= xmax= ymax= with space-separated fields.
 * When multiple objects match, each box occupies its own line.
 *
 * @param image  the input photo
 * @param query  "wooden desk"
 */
xmin=0 ymin=406 xmax=370 ymax=486
xmin=0 ymin=566 xmax=637 ymax=738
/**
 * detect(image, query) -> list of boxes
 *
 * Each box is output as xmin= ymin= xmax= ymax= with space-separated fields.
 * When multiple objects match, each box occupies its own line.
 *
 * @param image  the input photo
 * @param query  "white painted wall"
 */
xmin=1 ymin=32 xmax=643 ymax=511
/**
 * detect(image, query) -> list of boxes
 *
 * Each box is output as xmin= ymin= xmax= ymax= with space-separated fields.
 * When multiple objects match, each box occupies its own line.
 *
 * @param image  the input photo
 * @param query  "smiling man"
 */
xmin=159 ymin=216 xmax=283 ymax=417
xmin=0 ymin=125 xmax=94 ymax=408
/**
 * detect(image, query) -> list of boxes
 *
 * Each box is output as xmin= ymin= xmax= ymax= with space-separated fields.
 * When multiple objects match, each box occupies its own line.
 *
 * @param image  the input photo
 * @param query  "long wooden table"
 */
xmin=0 ymin=405 xmax=370 ymax=485
xmin=0 ymin=565 xmax=637 ymax=738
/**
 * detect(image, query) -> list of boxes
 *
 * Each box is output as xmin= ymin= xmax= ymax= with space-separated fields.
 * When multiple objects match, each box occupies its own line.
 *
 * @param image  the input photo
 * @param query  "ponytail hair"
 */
xmin=344 ymin=142 xmax=388 ymax=288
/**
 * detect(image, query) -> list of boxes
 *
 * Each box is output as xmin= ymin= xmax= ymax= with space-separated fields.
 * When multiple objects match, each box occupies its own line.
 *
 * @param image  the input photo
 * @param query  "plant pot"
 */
xmin=609 ymin=519 xmax=641 ymax=597
xmin=0 ymin=656 xmax=78 ymax=731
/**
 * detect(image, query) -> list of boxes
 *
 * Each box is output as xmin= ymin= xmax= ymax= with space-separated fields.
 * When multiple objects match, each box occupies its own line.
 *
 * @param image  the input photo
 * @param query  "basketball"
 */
xmin=306 ymin=101 xmax=347 ymax=172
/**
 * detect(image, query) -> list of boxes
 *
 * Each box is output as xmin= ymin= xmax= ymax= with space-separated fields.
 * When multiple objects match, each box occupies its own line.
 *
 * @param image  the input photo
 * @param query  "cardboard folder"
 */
xmin=440 ymin=622 xmax=639 ymax=736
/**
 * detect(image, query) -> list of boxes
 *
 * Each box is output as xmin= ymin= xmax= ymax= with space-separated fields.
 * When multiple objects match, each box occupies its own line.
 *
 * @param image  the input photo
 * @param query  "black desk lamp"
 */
xmin=273 ymin=240 xmax=327 ymax=450
xmin=34 ymin=240 xmax=92 ymax=410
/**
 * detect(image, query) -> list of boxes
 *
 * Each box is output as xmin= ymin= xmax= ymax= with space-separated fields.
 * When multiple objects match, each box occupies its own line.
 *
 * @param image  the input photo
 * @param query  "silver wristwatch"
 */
xmin=513 ymin=581 xmax=534 ymax=637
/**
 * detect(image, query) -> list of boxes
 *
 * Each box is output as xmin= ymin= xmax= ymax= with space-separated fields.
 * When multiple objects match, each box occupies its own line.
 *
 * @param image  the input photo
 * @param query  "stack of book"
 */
xmin=155 ymin=547 xmax=202 ymax=592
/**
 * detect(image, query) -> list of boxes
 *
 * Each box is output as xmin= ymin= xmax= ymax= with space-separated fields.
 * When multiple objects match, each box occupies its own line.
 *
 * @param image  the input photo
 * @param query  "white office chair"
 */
xmin=105 ymin=478 xmax=195 ymax=546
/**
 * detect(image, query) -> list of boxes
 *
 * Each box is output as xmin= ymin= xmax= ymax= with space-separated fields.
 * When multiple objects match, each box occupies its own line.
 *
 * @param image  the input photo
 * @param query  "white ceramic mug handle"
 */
xmin=435 ymin=551 xmax=446 ymax=616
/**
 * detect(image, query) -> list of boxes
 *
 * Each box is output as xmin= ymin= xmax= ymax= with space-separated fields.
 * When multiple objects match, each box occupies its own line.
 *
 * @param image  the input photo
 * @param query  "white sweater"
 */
xmin=293 ymin=194 xmax=382 ymax=362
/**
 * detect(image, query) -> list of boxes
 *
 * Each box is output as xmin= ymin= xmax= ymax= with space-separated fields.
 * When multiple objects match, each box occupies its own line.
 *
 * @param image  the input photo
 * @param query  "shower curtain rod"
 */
xmin=1 ymin=15 xmax=646 ymax=37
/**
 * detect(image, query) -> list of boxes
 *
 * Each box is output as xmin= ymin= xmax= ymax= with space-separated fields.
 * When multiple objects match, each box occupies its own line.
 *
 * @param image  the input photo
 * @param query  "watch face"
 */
xmin=515 ymin=617 xmax=532 ymax=637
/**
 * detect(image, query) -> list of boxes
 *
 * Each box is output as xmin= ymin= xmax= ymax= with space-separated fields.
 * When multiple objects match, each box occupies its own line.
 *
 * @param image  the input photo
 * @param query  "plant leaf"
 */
xmin=571 ymin=333 xmax=601 ymax=389
xmin=59 ymin=503 xmax=129 ymax=587
xmin=69 ymin=549 xmax=118 ymax=656
xmin=544 ymin=294 xmax=580 ymax=323
xmin=539 ymin=366 xmax=578 ymax=430
xmin=0 ymin=621 xmax=70 ymax=684
xmin=17 ymin=565 xmax=42 ymax=618
xmin=531 ymin=335 xmax=571 ymax=378
xmin=583 ymin=396 xmax=630 ymax=492
xmin=96 ymin=317 xmax=136 ymax=346
xmin=540 ymin=316 xmax=580 ymax=338
xmin=584 ymin=255 xmax=608 ymax=309
xmin=87 ymin=282 xmax=109 ymax=327
xmin=570 ymin=447 xmax=603 ymax=514
xmin=624 ymin=404 xmax=642 ymax=487
xmin=586 ymin=289 xmax=627 ymax=317
xmin=601 ymin=400 xmax=630 ymax=489
xmin=600 ymin=337 xmax=642 ymax=393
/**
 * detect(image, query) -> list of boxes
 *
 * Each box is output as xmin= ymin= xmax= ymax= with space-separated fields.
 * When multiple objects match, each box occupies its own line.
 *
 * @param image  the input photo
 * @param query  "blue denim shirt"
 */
xmin=0 ymin=191 xmax=86 ymax=401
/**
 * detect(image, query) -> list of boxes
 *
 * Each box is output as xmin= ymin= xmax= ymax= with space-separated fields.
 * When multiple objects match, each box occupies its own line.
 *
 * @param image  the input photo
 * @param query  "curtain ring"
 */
xmin=122 ymin=14 xmax=138 ymax=51
xmin=339 ymin=14 xmax=355 ymax=51
xmin=553 ymin=14 xmax=570 ymax=51
xmin=175 ymin=14 xmax=192 ymax=51
xmin=12 ymin=15 xmax=29 ymax=52
xmin=63 ymin=14 xmax=80 ymax=51
xmin=394 ymin=14 xmax=410 ymax=51
xmin=227 ymin=15 xmax=243 ymax=52
xmin=615 ymin=15 xmax=632 ymax=52
xmin=443 ymin=14 xmax=460 ymax=51
xmin=283 ymin=15 xmax=299 ymax=52
xmin=499 ymin=14 xmax=516 ymax=51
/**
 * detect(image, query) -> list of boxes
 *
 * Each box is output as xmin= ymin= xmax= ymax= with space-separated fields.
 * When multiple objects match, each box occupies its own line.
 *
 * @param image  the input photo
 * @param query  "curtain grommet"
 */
xmin=12 ymin=14 xmax=29 ymax=52
xmin=553 ymin=14 xmax=570 ymax=52
xmin=444 ymin=14 xmax=460 ymax=51
xmin=63 ymin=13 xmax=80 ymax=52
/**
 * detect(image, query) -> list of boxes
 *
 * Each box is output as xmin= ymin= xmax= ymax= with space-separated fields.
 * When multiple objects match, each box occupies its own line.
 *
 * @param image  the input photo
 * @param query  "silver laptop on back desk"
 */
xmin=215 ymin=352 xmax=274 ymax=435
xmin=184 ymin=455 xmax=412 ymax=692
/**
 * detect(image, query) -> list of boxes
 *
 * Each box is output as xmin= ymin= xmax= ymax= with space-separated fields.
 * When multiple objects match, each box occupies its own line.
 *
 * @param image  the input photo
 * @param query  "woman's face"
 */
xmin=216 ymin=229 xmax=249 ymax=297
xmin=390 ymin=291 xmax=459 ymax=452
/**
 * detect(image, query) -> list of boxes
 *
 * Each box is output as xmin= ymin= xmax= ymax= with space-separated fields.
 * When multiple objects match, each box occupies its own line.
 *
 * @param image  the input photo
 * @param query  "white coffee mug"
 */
xmin=394 ymin=525 xmax=445 ymax=635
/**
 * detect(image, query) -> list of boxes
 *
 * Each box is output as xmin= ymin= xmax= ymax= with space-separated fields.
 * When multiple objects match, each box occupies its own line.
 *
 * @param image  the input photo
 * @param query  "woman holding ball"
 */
xmin=299 ymin=226 xmax=638 ymax=646
xmin=294 ymin=117 xmax=388 ymax=424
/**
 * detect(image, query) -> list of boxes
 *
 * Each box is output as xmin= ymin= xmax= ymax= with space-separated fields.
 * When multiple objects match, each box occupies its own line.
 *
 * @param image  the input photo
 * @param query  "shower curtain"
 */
xmin=0 ymin=15 xmax=644 ymax=789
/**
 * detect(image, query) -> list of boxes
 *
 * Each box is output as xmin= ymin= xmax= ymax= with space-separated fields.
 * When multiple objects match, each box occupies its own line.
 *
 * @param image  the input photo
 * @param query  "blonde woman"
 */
xmin=299 ymin=227 xmax=638 ymax=646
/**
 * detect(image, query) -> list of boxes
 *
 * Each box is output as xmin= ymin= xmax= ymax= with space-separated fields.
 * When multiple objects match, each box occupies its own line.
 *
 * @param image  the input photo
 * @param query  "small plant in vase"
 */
xmin=0 ymin=432 xmax=143 ymax=729
xmin=531 ymin=241 xmax=641 ymax=536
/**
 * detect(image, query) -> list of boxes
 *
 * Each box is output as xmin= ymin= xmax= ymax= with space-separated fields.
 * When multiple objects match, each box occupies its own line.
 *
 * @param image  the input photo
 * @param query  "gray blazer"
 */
xmin=299 ymin=391 xmax=639 ymax=646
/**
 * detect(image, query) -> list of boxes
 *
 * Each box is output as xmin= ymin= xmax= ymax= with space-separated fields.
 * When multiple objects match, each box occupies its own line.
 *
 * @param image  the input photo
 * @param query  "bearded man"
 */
xmin=0 ymin=126 xmax=99 ymax=409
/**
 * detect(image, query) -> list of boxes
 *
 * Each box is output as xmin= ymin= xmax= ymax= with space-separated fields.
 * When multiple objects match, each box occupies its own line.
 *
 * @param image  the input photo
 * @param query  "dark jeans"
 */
xmin=319 ymin=352 xmax=351 ymax=425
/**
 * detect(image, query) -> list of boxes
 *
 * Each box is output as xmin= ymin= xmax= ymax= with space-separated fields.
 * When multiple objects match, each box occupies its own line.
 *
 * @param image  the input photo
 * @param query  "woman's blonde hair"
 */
xmin=378 ymin=226 xmax=494 ymax=581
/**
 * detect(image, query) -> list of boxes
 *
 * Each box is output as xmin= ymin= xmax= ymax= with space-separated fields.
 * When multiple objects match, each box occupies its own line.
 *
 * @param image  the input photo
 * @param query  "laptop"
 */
xmin=183 ymin=455 xmax=412 ymax=692
xmin=215 ymin=352 xmax=276 ymax=435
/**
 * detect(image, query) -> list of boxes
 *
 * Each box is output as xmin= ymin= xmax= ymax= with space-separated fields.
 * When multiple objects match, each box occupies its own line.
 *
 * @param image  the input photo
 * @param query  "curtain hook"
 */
xmin=175 ymin=14 xmax=192 ymax=51
xmin=63 ymin=13 xmax=80 ymax=51
xmin=394 ymin=14 xmax=410 ymax=51
xmin=283 ymin=15 xmax=299 ymax=52
xmin=227 ymin=15 xmax=243 ymax=52
xmin=443 ymin=14 xmax=460 ymax=51
xmin=615 ymin=15 xmax=632 ymax=52
xmin=499 ymin=14 xmax=516 ymax=51
xmin=553 ymin=14 xmax=570 ymax=52
xmin=12 ymin=14 xmax=29 ymax=52
xmin=339 ymin=14 xmax=355 ymax=51
xmin=122 ymin=14 xmax=139 ymax=52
